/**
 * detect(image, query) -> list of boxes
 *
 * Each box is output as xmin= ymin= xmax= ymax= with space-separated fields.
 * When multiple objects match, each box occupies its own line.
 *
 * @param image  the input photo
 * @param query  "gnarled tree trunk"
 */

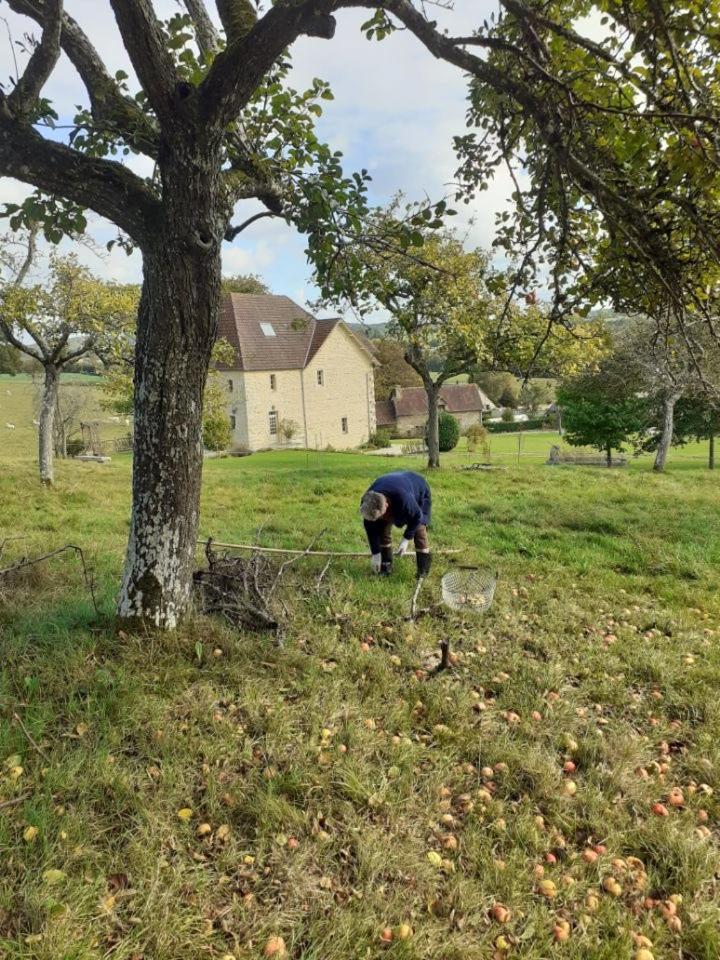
xmin=425 ymin=382 xmax=440 ymax=469
xmin=38 ymin=363 xmax=59 ymax=485
xmin=53 ymin=390 xmax=66 ymax=458
xmin=117 ymin=154 xmax=223 ymax=629
xmin=653 ymin=391 xmax=680 ymax=473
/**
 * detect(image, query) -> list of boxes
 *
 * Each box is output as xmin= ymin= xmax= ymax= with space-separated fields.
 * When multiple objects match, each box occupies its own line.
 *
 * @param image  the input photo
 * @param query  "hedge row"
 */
xmin=486 ymin=418 xmax=547 ymax=433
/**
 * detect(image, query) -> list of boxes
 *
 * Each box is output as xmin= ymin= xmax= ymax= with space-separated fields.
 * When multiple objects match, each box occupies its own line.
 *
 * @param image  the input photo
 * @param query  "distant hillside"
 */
xmin=589 ymin=308 xmax=638 ymax=333
xmin=347 ymin=321 xmax=390 ymax=340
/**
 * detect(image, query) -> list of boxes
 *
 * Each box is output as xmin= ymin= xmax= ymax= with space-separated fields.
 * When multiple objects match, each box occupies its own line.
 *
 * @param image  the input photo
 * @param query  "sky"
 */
xmin=1 ymin=0 xmax=514 ymax=317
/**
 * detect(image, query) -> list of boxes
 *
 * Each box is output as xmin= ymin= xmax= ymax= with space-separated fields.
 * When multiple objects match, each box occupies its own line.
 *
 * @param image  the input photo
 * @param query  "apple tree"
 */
xmin=0 ymin=233 xmax=137 ymax=483
xmin=3 ymin=0 xmax=720 ymax=626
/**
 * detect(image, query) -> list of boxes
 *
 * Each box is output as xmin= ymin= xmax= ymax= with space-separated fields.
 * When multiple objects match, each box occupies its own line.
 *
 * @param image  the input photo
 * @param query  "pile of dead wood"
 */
xmin=192 ymin=537 xmax=322 ymax=632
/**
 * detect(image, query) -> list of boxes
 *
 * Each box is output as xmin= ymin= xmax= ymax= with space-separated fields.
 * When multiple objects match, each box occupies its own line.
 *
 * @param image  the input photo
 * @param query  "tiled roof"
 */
xmin=376 ymin=383 xmax=496 ymax=425
xmin=218 ymin=293 xmax=376 ymax=371
xmin=393 ymin=384 xmax=492 ymax=416
xmin=375 ymin=400 xmax=395 ymax=427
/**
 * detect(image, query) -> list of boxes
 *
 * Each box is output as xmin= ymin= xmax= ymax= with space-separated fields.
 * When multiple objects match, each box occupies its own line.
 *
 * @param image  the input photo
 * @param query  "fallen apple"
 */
xmin=491 ymin=903 xmax=511 ymax=924
xmin=538 ymin=879 xmax=557 ymax=899
xmin=263 ymin=937 xmax=287 ymax=958
xmin=602 ymin=876 xmax=622 ymax=896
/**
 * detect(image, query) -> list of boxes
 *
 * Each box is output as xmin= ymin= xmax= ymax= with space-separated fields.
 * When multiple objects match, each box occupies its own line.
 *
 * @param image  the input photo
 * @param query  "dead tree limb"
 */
xmin=0 ymin=543 xmax=99 ymax=616
xmin=316 ymin=558 xmax=333 ymax=596
xmin=0 ymin=791 xmax=32 ymax=811
xmin=12 ymin=712 xmax=50 ymax=763
xmin=197 ymin=538 xmax=461 ymax=557
xmin=194 ymin=533 xmax=331 ymax=633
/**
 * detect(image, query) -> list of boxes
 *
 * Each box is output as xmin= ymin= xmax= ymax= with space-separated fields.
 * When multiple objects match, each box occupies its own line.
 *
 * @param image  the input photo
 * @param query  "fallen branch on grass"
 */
xmin=12 ymin=712 xmax=50 ymax=763
xmin=197 ymin=539 xmax=461 ymax=557
xmin=0 ymin=536 xmax=27 ymax=562
xmin=0 ymin=791 xmax=31 ymax=811
xmin=0 ymin=543 xmax=98 ymax=616
xmin=316 ymin=558 xmax=333 ymax=596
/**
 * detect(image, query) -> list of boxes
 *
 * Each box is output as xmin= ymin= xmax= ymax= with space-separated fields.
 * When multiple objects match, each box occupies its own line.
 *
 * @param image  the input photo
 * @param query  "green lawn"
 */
xmin=391 ymin=430 xmax=714 ymax=469
xmin=0 ymin=407 xmax=719 ymax=958
xmin=0 ymin=374 xmax=129 ymax=463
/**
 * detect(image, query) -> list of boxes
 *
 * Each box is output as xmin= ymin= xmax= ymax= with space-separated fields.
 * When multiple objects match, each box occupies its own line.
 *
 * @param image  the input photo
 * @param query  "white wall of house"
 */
xmin=303 ymin=327 xmax=376 ymax=449
xmin=394 ymin=409 xmax=485 ymax=438
xmin=225 ymin=326 xmax=376 ymax=451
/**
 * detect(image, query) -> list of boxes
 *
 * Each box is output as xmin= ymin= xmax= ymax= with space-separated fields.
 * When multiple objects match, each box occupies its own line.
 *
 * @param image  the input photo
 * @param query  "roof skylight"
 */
xmin=260 ymin=322 xmax=276 ymax=337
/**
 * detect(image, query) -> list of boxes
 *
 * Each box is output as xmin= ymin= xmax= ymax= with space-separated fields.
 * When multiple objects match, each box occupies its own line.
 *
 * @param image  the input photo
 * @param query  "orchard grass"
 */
xmin=0 ymin=426 xmax=719 ymax=957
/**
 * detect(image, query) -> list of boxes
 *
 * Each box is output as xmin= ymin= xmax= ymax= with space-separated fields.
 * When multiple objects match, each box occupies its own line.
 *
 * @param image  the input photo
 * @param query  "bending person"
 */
xmin=359 ymin=470 xmax=432 ymax=578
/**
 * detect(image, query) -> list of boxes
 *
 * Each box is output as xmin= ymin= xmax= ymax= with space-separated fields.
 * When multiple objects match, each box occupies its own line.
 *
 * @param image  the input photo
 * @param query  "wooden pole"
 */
xmin=197 ymin=539 xmax=461 ymax=559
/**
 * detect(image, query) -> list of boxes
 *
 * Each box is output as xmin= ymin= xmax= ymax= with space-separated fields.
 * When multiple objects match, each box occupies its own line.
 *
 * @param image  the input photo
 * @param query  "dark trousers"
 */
xmin=380 ymin=523 xmax=429 ymax=552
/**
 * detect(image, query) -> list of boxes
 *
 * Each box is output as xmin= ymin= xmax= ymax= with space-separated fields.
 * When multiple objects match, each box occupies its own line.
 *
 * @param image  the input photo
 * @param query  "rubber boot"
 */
xmin=380 ymin=546 xmax=393 ymax=576
xmin=416 ymin=551 xmax=432 ymax=579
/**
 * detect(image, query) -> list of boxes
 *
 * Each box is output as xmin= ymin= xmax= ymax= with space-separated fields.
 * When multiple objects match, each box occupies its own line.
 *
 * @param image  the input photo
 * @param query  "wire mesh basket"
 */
xmin=441 ymin=567 xmax=497 ymax=614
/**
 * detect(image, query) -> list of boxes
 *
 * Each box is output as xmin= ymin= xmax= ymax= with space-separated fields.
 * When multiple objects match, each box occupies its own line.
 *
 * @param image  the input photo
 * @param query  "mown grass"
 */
xmin=0 ymin=432 xmax=719 ymax=957
xmin=0 ymin=375 xmax=130 ymax=462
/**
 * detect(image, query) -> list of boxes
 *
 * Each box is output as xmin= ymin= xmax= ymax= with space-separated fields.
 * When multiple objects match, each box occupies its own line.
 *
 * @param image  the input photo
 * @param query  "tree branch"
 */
xmin=0 ymin=116 xmax=160 ymax=245
xmin=14 ymin=225 xmax=37 ymax=287
xmin=5 ymin=0 xmax=158 ymax=155
xmin=200 ymin=1 xmax=340 ymax=128
xmin=58 ymin=333 xmax=96 ymax=364
xmin=0 ymin=226 xmax=43 ymax=360
xmin=7 ymin=0 xmax=62 ymax=116
xmin=0 ymin=319 xmax=43 ymax=360
xmin=106 ymin=0 xmax=179 ymax=127
xmin=183 ymin=0 xmax=221 ymax=56
xmin=225 ymin=210 xmax=277 ymax=240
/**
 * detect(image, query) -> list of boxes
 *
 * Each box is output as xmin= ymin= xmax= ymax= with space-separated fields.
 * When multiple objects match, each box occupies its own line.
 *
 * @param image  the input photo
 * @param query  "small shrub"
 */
xmin=501 ymin=407 xmax=515 ymax=423
xmin=438 ymin=412 xmax=460 ymax=452
xmin=366 ymin=428 xmax=393 ymax=449
xmin=66 ymin=438 xmax=85 ymax=458
xmin=466 ymin=423 xmax=490 ymax=457
xmin=277 ymin=418 xmax=299 ymax=445
xmin=499 ymin=385 xmax=519 ymax=408
xmin=203 ymin=412 xmax=231 ymax=451
xmin=487 ymin=418 xmax=545 ymax=433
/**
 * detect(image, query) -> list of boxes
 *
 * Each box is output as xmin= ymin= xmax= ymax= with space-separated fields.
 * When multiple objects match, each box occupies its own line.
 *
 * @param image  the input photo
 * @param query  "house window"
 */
xmin=260 ymin=322 xmax=276 ymax=337
xmin=230 ymin=414 xmax=236 ymax=430
xmin=341 ymin=417 xmax=348 ymax=434
xmin=227 ymin=379 xmax=233 ymax=392
xmin=269 ymin=410 xmax=278 ymax=435
xmin=317 ymin=369 xmax=324 ymax=386
xmin=270 ymin=374 xmax=276 ymax=390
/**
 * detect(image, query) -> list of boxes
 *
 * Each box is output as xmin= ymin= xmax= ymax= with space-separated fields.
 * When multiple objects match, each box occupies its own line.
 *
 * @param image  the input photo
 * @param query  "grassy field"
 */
xmin=0 ymin=389 xmax=719 ymax=959
xmin=0 ymin=375 xmax=130 ymax=462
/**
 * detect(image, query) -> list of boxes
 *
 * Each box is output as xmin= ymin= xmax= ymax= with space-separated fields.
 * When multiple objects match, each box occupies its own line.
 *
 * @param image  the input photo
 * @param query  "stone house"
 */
xmin=217 ymin=293 xmax=378 ymax=451
xmin=375 ymin=383 xmax=497 ymax=437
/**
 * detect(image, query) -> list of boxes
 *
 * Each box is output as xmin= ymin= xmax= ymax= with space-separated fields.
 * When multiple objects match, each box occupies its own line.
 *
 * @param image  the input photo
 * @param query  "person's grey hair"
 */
xmin=360 ymin=490 xmax=387 ymax=521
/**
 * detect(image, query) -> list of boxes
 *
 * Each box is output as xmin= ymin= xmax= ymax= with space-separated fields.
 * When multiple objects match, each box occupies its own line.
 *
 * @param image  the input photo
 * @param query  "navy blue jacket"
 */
xmin=363 ymin=471 xmax=431 ymax=554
